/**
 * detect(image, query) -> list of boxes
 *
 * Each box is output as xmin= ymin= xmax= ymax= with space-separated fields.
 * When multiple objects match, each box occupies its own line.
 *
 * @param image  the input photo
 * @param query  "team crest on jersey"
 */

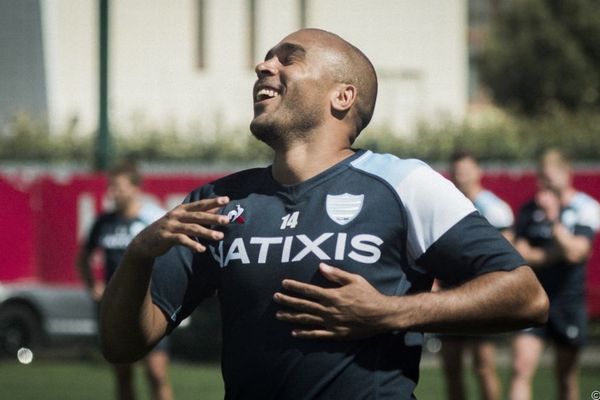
xmin=326 ymin=193 xmax=364 ymax=225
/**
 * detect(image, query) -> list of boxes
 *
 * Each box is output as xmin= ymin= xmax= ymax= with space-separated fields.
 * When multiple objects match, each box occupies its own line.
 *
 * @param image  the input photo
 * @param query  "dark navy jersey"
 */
xmin=515 ymin=192 xmax=600 ymax=305
xmin=151 ymin=149 xmax=524 ymax=399
xmin=86 ymin=203 xmax=164 ymax=282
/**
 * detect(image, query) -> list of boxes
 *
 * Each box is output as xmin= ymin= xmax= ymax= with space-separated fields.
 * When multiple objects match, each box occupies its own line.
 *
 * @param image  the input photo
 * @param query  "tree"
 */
xmin=480 ymin=0 xmax=600 ymax=115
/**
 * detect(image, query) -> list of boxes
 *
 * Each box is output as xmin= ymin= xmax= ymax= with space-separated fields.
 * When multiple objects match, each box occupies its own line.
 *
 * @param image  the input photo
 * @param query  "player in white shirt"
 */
xmin=438 ymin=151 xmax=515 ymax=400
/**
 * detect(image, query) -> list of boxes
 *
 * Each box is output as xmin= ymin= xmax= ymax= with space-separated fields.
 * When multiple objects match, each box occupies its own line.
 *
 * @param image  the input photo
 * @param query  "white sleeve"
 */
xmin=139 ymin=201 xmax=167 ymax=223
xmin=482 ymin=200 xmax=514 ymax=229
xmin=397 ymin=166 xmax=476 ymax=262
xmin=350 ymin=151 xmax=477 ymax=264
xmin=578 ymin=199 xmax=600 ymax=233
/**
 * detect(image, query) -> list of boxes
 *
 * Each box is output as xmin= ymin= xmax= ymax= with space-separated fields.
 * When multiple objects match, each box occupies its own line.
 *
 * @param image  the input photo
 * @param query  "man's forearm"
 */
xmin=76 ymin=250 xmax=95 ymax=290
xmin=274 ymin=263 xmax=549 ymax=339
xmin=552 ymin=223 xmax=591 ymax=264
xmin=99 ymin=196 xmax=230 ymax=361
xmin=515 ymin=239 xmax=560 ymax=269
xmin=380 ymin=266 xmax=548 ymax=334
xmin=100 ymin=250 xmax=165 ymax=363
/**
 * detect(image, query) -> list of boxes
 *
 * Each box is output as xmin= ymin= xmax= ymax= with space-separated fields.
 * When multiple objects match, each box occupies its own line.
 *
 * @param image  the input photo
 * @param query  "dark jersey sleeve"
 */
xmin=514 ymin=202 xmax=534 ymax=240
xmin=417 ymin=211 xmax=526 ymax=285
xmin=150 ymin=188 xmax=220 ymax=331
xmin=85 ymin=217 xmax=103 ymax=251
xmin=574 ymin=224 xmax=596 ymax=241
xmin=151 ymin=245 xmax=218 ymax=331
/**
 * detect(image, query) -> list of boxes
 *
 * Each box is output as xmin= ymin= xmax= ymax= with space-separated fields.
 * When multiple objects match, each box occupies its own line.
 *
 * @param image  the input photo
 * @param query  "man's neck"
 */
xmin=560 ymin=186 xmax=576 ymax=206
xmin=271 ymin=140 xmax=355 ymax=185
xmin=119 ymin=200 xmax=142 ymax=219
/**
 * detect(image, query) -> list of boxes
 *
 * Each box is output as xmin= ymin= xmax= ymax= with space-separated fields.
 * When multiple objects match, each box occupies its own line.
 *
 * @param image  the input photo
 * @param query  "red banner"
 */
xmin=1 ymin=170 xmax=599 ymax=316
xmin=0 ymin=173 xmax=221 ymax=284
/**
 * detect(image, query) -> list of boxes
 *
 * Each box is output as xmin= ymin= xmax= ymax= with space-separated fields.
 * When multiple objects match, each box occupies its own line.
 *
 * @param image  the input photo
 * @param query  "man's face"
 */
xmin=108 ymin=174 xmax=139 ymax=211
xmin=250 ymin=30 xmax=337 ymax=146
xmin=450 ymin=157 xmax=480 ymax=194
xmin=538 ymin=164 xmax=570 ymax=193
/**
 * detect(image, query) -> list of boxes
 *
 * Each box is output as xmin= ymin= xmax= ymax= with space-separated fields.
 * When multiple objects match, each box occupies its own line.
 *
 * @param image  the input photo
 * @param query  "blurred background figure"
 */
xmin=77 ymin=160 xmax=173 ymax=400
xmin=510 ymin=149 xmax=600 ymax=400
xmin=437 ymin=150 xmax=515 ymax=400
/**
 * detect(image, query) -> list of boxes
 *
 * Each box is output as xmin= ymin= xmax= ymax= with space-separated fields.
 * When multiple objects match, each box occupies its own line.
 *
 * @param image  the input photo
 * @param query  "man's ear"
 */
xmin=331 ymin=84 xmax=357 ymax=112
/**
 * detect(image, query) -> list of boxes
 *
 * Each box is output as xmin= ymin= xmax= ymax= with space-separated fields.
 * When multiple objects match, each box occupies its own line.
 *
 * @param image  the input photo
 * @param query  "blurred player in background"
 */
xmin=510 ymin=149 xmax=600 ymax=400
xmin=77 ymin=161 xmax=173 ymax=400
xmin=437 ymin=151 xmax=514 ymax=400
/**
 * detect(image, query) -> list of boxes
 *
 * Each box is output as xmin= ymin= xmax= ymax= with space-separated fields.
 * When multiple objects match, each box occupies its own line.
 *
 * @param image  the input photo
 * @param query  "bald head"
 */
xmin=288 ymin=29 xmax=378 ymax=135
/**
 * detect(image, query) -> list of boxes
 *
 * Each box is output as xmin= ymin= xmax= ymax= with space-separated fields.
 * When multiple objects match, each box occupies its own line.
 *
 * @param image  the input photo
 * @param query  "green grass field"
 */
xmin=0 ymin=358 xmax=598 ymax=399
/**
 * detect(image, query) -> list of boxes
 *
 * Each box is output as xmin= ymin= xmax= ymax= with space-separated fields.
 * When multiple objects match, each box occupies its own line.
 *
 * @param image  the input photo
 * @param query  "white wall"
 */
xmin=39 ymin=0 xmax=466 ymax=136
xmin=41 ymin=0 xmax=97 ymax=133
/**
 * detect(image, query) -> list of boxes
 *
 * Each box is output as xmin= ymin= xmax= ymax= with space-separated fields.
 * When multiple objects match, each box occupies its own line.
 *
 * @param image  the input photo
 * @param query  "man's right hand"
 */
xmin=535 ymin=189 xmax=561 ymax=222
xmin=90 ymin=281 xmax=105 ymax=302
xmin=127 ymin=196 xmax=230 ymax=260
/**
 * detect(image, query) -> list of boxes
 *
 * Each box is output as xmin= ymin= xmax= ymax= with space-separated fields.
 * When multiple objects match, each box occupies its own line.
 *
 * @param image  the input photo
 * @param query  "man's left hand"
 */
xmin=273 ymin=263 xmax=392 ymax=339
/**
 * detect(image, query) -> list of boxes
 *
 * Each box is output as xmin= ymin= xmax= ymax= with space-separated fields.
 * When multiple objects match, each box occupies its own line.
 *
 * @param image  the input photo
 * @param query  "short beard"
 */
xmin=250 ymin=120 xmax=314 ymax=151
xmin=250 ymin=119 xmax=282 ymax=148
xmin=250 ymin=98 xmax=323 ymax=150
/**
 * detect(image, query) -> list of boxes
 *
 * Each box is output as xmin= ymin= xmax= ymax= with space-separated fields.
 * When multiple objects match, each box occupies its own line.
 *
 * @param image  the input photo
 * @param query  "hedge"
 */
xmin=1 ymin=110 xmax=599 ymax=165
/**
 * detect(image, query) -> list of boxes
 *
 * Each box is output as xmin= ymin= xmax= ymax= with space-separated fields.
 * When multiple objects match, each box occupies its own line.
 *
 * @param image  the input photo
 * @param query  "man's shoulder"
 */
xmin=571 ymin=191 xmax=600 ymax=210
xmin=187 ymin=167 xmax=270 ymax=199
xmin=214 ymin=167 xmax=269 ymax=183
xmin=350 ymin=150 xmax=430 ymax=185
xmin=519 ymin=198 xmax=537 ymax=211
xmin=570 ymin=191 xmax=600 ymax=232
xmin=94 ymin=210 xmax=120 ymax=224
xmin=479 ymin=189 xmax=502 ymax=202
xmin=477 ymin=190 xmax=512 ymax=210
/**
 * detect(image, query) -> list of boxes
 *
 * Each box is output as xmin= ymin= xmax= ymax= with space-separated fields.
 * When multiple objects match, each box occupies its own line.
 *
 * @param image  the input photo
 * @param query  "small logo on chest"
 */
xmin=326 ymin=193 xmax=364 ymax=225
xmin=228 ymin=204 xmax=245 ymax=224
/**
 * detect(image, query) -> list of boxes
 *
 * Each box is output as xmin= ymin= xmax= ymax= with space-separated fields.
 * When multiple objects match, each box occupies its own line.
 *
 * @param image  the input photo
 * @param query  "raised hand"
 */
xmin=274 ymin=263 xmax=392 ymax=339
xmin=535 ymin=189 xmax=561 ymax=222
xmin=128 ymin=196 xmax=230 ymax=260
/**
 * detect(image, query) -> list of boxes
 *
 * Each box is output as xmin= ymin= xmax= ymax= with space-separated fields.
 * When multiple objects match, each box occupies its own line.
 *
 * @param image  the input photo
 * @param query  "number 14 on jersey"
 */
xmin=280 ymin=211 xmax=299 ymax=229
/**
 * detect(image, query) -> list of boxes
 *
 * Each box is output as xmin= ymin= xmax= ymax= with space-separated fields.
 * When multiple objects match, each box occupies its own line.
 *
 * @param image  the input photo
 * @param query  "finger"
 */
xmin=168 ymin=233 xmax=207 ymax=253
xmin=280 ymin=279 xmax=330 ymax=301
xmin=273 ymin=292 xmax=328 ymax=314
xmin=180 ymin=211 xmax=230 ymax=226
xmin=275 ymin=311 xmax=325 ymax=326
xmin=171 ymin=221 xmax=224 ymax=241
xmin=319 ymin=263 xmax=357 ymax=285
xmin=184 ymin=196 xmax=230 ymax=212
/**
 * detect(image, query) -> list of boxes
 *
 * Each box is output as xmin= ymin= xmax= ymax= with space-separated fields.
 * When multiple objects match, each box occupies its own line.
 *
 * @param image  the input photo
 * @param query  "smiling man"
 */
xmin=100 ymin=29 xmax=548 ymax=399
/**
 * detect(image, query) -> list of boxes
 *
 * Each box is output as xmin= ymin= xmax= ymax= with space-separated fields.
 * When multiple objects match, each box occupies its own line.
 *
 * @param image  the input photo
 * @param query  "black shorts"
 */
xmin=522 ymin=302 xmax=587 ymax=348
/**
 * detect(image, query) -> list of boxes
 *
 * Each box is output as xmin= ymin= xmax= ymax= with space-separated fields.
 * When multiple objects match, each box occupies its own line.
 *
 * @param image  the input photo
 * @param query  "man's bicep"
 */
xmin=416 ymin=212 xmax=525 ymax=286
xmin=149 ymin=302 xmax=171 ymax=339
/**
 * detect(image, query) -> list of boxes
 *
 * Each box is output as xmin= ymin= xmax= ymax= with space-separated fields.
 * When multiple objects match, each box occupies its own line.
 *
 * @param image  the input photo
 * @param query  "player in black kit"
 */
xmin=78 ymin=161 xmax=173 ymax=400
xmin=100 ymin=29 xmax=548 ymax=399
xmin=509 ymin=150 xmax=600 ymax=400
